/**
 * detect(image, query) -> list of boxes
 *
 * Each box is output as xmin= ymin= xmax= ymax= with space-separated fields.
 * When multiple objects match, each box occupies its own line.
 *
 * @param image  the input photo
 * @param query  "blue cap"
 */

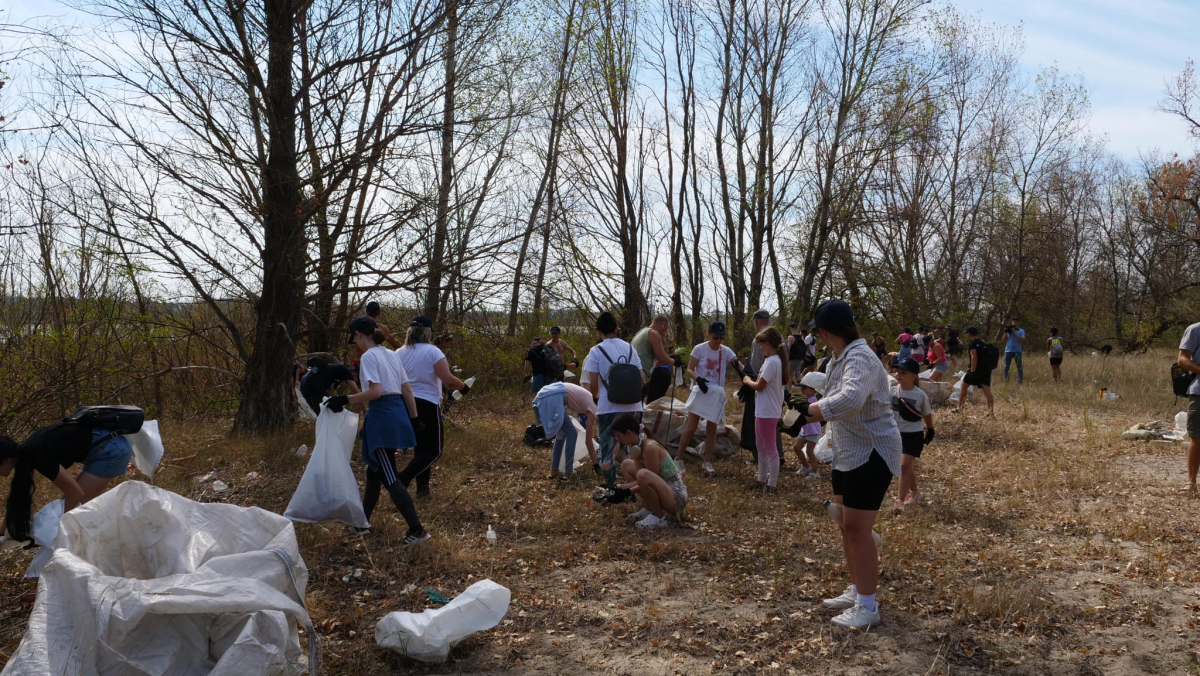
xmin=366 ymin=300 xmax=381 ymax=315
xmin=347 ymin=315 xmax=377 ymax=343
xmin=809 ymin=299 xmax=853 ymax=331
xmin=410 ymin=315 xmax=433 ymax=328
xmin=789 ymin=322 xmax=798 ymax=329
xmin=892 ymin=357 xmax=921 ymax=374
xmin=709 ymin=321 xmax=727 ymax=336
xmin=965 ymin=325 xmax=980 ymax=336
xmin=550 ymin=326 xmax=562 ymax=333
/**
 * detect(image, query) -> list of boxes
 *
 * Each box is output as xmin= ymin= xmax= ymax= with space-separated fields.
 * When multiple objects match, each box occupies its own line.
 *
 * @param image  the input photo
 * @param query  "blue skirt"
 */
xmin=361 ymin=394 xmax=416 ymax=473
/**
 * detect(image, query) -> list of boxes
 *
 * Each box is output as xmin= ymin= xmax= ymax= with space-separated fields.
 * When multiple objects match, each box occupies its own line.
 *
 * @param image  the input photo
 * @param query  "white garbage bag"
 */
xmin=125 ymin=419 xmax=164 ymax=481
xmin=947 ymin=375 xmax=973 ymax=405
xmin=284 ymin=407 xmax=368 ymax=527
xmin=296 ymin=386 xmax=318 ymax=421
xmin=813 ymin=434 xmax=832 ymax=463
xmin=376 ymin=579 xmax=510 ymax=663
xmin=24 ymin=499 xmax=64 ymax=578
xmin=2 ymin=481 xmax=315 ymax=676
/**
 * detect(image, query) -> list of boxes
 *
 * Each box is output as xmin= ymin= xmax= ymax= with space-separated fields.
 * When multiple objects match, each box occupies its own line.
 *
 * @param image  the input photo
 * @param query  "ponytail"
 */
xmin=2 ymin=434 xmax=33 ymax=539
xmin=756 ymin=326 xmax=790 ymax=386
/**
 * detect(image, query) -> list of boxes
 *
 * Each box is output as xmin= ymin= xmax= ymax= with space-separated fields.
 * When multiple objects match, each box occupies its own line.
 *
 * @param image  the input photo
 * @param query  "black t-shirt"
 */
xmin=300 ymin=363 xmax=355 ymax=410
xmin=525 ymin=347 xmax=547 ymax=376
xmin=947 ymin=329 xmax=961 ymax=347
xmin=19 ymin=422 xmax=94 ymax=480
xmin=967 ymin=338 xmax=987 ymax=372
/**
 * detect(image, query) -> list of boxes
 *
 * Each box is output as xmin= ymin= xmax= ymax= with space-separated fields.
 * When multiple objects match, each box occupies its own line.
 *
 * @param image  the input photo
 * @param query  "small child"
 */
xmin=890 ymin=357 xmax=934 ymax=511
xmin=741 ymin=327 xmax=789 ymax=491
xmin=793 ymin=371 xmax=826 ymax=480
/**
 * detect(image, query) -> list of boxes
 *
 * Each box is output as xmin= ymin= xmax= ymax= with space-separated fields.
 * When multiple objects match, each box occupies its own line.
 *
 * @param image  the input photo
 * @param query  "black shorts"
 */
xmin=644 ymin=367 xmax=671 ymax=403
xmin=831 ymin=450 xmax=894 ymax=511
xmin=1049 ymin=357 xmax=1062 ymax=366
xmin=964 ymin=369 xmax=992 ymax=388
xmin=900 ymin=431 xmax=924 ymax=458
xmin=1188 ymin=396 xmax=1200 ymax=438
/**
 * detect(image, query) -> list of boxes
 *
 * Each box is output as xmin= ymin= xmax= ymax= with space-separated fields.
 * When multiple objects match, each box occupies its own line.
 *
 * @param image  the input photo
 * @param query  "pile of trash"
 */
xmin=643 ymin=397 xmax=741 ymax=459
xmin=1122 ymin=413 xmax=1189 ymax=442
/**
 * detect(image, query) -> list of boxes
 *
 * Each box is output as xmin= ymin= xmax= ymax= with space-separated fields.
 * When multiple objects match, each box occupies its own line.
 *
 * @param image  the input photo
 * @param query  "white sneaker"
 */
xmin=635 ymin=513 xmax=668 ymax=529
xmin=703 ymin=462 xmax=715 ymax=475
xmin=804 ymin=470 xmax=819 ymax=481
xmin=830 ymin=602 xmax=881 ymax=630
xmin=795 ymin=466 xmax=810 ymax=477
xmin=627 ymin=507 xmax=651 ymax=521
xmin=822 ymin=586 xmax=857 ymax=610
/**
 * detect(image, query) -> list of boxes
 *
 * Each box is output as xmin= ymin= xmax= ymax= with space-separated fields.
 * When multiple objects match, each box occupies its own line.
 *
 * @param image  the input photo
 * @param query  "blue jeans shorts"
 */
xmin=82 ymin=428 xmax=133 ymax=479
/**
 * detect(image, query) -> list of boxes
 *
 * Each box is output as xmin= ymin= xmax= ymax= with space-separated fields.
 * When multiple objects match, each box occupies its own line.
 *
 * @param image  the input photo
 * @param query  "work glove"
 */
xmin=459 ymin=382 xmax=471 ymax=396
xmin=325 ymin=395 xmax=349 ymax=413
xmin=924 ymin=428 xmax=935 ymax=445
xmin=411 ymin=417 xmax=427 ymax=434
xmin=789 ymin=399 xmax=810 ymax=419
xmin=783 ymin=388 xmax=794 ymax=406
xmin=735 ymin=384 xmax=753 ymax=402
xmin=672 ymin=354 xmax=684 ymax=368
xmin=695 ymin=377 xmax=709 ymax=394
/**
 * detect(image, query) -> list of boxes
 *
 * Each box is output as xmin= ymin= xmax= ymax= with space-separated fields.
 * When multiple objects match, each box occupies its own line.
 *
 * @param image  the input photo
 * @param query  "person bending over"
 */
xmin=612 ymin=414 xmax=687 ymax=529
xmin=299 ymin=356 xmax=360 ymax=416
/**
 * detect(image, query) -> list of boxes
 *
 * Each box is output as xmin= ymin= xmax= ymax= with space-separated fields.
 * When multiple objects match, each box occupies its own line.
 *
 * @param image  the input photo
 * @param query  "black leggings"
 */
xmin=362 ymin=448 xmax=423 ymax=532
xmin=399 ymin=398 xmax=443 ymax=492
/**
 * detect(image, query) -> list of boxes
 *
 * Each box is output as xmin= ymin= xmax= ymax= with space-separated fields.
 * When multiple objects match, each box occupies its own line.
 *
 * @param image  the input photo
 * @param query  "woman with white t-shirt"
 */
xmin=741 ymin=327 xmax=789 ymax=491
xmin=324 ymin=316 xmax=429 ymax=546
xmin=674 ymin=321 xmax=742 ymax=475
xmin=396 ymin=315 xmax=467 ymax=498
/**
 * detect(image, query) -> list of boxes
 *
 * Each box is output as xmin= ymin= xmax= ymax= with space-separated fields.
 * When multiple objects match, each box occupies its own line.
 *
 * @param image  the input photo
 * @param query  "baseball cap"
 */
xmin=789 ymin=322 xmax=798 ymax=329
xmin=347 ymin=315 xmax=377 ymax=343
xmin=410 ymin=315 xmax=433 ymax=328
xmin=964 ymin=325 xmax=980 ymax=336
xmin=550 ymin=326 xmax=561 ymax=333
xmin=709 ymin=321 xmax=727 ymax=336
xmin=365 ymin=300 xmax=381 ymax=314
xmin=809 ymin=299 xmax=853 ymax=331
xmin=892 ymin=357 xmax=920 ymax=374
xmin=306 ymin=356 xmax=327 ymax=369
xmin=752 ymin=309 xmax=770 ymax=320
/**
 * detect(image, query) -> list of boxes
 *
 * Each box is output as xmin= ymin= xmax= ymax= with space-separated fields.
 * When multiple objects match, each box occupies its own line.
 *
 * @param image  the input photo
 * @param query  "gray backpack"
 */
xmin=597 ymin=343 xmax=642 ymax=405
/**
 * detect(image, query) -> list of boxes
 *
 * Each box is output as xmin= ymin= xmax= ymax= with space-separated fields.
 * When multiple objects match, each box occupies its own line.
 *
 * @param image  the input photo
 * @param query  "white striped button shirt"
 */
xmin=819 ymin=338 xmax=902 ymax=476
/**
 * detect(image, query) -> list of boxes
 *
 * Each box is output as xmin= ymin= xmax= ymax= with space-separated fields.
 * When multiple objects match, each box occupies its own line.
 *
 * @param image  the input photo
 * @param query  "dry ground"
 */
xmin=1 ymin=351 xmax=1199 ymax=675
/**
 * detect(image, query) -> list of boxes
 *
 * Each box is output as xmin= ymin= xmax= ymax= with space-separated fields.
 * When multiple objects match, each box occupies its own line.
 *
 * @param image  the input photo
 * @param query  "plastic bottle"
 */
xmin=452 ymin=376 xmax=477 ymax=400
xmin=1176 ymin=411 xmax=1188 ymax=433
xmin=822 ymin=500 xmax=885 ymax=547
xmin=486 ymin=524 xmax=497 ymax=546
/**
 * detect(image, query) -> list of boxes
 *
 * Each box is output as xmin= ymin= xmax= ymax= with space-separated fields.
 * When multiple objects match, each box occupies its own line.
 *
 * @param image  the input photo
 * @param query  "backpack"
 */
xmin=1171 ymin=363 xmax=1197 ymax=397
xmin=977 ymin=343 xmax=1000 ymax=372
xmin=523 ymin=424 xmax=551 ymax=447
xmin=1050 ymin=337 xmax=1064 ymax=356
xmin=542 ymin=345 xmax=566 ymax=382
xmin=70 ymin=405 xmax=145 ymax=435
xmin=596 ymin=343 xmax=643 ymax=405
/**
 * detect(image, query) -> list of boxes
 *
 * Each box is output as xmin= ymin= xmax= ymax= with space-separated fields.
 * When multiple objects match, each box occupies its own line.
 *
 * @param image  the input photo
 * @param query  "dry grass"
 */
xmin=1 ymin=351 xmax=1199 ymax=674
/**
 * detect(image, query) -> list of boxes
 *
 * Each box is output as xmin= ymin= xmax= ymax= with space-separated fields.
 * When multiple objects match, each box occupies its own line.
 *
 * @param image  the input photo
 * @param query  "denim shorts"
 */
xmin=82 ymin=428 xmax=133 ymax=479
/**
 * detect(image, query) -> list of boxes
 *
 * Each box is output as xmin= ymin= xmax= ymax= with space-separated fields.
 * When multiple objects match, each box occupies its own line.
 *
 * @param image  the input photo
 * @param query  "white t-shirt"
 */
xmin=755 ymin=355 xmax=784 ymax=419
xmin=359 ymin=345 xmax=409 ymax=395
xmin=398 ymin=343 xmax=447 ymax=404
xmin=891 ymin=384 xmax=932 ymax=434
xmin=805 ymin=334 xmax=817 ymax=357
xmin=691 ymin=342 xmax=737 ymax=384
xmin=582 ymin=338 xmax=644 ymax=415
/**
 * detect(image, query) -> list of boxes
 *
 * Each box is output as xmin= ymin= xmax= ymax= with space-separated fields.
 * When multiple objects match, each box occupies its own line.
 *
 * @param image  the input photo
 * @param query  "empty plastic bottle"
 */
xmin=486 ymin=524 xmax=497 ymax=546
xmin=452 ymin=376 xmax=477 ymax=401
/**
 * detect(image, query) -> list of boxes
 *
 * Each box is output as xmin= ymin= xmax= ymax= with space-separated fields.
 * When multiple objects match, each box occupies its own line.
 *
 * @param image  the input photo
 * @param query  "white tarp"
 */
xmin=643 ymin=397 xmax=741 ymax=459
xmin=285 ymin=407 xmax=368 ymax=527
xmin=24 ymin=499 xmax=63 ymax=578
xmin=2 ymin=481 xmax=316 ymax=676
xmin=376 ymin=579 xmax=510 ymax=663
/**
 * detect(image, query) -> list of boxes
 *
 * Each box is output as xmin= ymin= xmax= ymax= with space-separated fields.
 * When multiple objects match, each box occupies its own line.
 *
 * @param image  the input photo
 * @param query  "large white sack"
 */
xmin=285 ymin=407 xmax=368 ymax=527
xmin=24 ymin=499 xmax=63 ymax=578
xmin=2 ymin=481 xmax=316 ymax=676
xmin=376 ymin=579 xmax=510 ymax=663
xmin=125 ymin=419 xmax=164 ymax=481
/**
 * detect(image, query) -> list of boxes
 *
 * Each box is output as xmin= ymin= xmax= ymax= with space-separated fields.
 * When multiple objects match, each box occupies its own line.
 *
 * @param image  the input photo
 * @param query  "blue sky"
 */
xmin=953 ymin=0 xmax=1198 ymax=158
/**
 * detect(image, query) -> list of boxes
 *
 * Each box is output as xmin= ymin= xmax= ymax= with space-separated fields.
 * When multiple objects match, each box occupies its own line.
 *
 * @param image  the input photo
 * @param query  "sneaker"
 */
xmin=830 ymin=602 xmax=882 ymax=630
xmin=703 ymin=462 xmax=715 ymax=475
xmin=558 ymin=474 xmax=573 ymax=484
xmin=746 ymin=481 xmax=764 ymax=492
xmin=354 ymin=526 xmax=372 ymax=535
xmin=416 ymin=487 xmax=431 ymax=498
xmin=635 ymin=513 xmax=668 ymax=529
xmin=804 ymin=470 xmax=819 ymax=481
xmin=627 ymin=507 xmax=651 ymax=521
xmin=1189 ymin=483 xmax=1197 ymax=499
xmin=795 ymin=466 xmax=811 ymax=477
xmin=892 ymin=499 xmax=905 ymax=514
xmin=822 ymin=586 xmax=857 ymax=610
xmin=905 ymin=491 xmax=923 ymax=505
xmin=402 ymin=529 xmax=432 ymax=547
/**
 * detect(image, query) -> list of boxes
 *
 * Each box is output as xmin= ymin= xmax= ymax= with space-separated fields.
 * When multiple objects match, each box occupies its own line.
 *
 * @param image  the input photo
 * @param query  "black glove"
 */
xmin=735 ymin=384 xmax=753 ymax=402
xmin=325 ymin=395 xmax=349 ymax=413
xmin=672 ymin=354 xmax=684 ymax=368
xmin=459 ymin=382 xmax=471 ymax=396
xmin=695 ymin=377 xmax=709 ymax=394
xmin=790 ymin=399 xmax=810 ymax=418
xmin=924 ymin=428 xmax=935 ymax=445
xmin=783 ymin=388 xmax=794 ymax=406
xmin=411 ymin=417 xmax=427 ymax=434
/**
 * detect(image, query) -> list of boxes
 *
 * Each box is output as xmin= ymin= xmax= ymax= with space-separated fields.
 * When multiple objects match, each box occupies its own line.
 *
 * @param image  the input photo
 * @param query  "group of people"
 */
xmin=297 ymin=307 xmax=469 ymax=546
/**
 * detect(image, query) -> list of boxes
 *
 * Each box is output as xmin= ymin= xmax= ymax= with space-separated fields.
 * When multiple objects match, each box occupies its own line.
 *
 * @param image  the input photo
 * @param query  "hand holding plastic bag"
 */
xmin=375 ymin=580 xmax=510 ymax=663
xmin=284 ymin=407 xmax=367 ymax=527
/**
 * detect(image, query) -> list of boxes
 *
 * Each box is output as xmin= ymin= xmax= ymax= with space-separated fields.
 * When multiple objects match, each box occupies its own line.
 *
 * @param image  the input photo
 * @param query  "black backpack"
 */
xmin=597 ymin=343 xmax=643 ymax=405
xmin=70 ymin=405 xmax=145 ymax=435
xmin=542 ymin=345 xmax=566 ymax=382
xmin=977 ymin=343 xmax=1000 ymax=372
xmin=1171 ymin=363 xmax=1197 ymax=397
xmin=523 ymin=424 xmax=551 ymax=447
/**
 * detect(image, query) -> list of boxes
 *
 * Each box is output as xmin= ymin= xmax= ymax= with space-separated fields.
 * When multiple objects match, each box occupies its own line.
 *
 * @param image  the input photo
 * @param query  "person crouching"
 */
xmin=612 ymin=414 xmax=687 ymax=529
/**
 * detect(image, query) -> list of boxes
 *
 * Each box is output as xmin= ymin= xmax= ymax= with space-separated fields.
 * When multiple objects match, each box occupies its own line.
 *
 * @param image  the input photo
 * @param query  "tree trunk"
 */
xmin=426 ymin=0 xmax=458 ymax=326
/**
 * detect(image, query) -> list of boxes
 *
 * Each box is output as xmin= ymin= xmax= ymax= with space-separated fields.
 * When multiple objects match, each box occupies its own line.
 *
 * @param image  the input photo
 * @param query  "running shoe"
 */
xmin=402 ymin=529 xmax=432 ymax=547
xmin=627 ymin=507 xmax=651 ymax=521
xmin=635 ymin=513 xmax=668 ymax=529
xmin=804 ymin=471 xmax=819 ymax=481
xmin=795 ymin=466 xmax=811 ymax=477
xmin=354 ymin=526 xmax=372 ymax=536
xmin=831 ymin=602 xmax=881 ymax=630
xmin=703 ymin=462 xmax=715 ymax=475
xmin=822 ymin=585 xmax=857 ymax=610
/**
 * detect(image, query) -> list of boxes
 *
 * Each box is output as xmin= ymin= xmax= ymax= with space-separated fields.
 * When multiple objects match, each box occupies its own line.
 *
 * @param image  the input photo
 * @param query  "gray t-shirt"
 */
xmin=1181 ymin=322 xmax=1200 ymax=396
xmin=891 ymin=384 xmax=932 ymax=434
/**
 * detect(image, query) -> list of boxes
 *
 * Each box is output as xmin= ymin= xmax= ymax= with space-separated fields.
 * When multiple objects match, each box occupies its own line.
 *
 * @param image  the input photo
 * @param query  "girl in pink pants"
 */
xmin=742 ymin=327 xmax=790 ymax=490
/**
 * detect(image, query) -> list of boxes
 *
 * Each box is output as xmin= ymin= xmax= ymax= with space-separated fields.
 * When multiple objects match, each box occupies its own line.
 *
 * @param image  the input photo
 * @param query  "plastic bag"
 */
xmin=376 ymin=579 xmax=510 ymax=663
xmin=947 ymin=375 xmax=973 ymax=404
xmin=813 ymin=434 xmax=832 ymax=463
xmin=24 ymin=499 xmax=64 ymax=578
xmin=284 ymin=407 xmax=368 ymax=527
xmin=3 ymin=482 xmax=315 ymax=676
xmin=125 ymin=419 xmax=164 ymax=481
xmin=296 ymin=386 xmax=318 ymax=421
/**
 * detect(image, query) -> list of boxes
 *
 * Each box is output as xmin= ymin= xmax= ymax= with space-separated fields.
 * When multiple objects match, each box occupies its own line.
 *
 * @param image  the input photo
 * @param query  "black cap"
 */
xmin=550 ymin=326 xmax=561 ymax=333
xmin=809 ymin=299 xmax=853 ymax=331
xmin=752 ymin=309 xmax=770 ymax=321
xmin=892 ymin=356 xmax=920 ymax=374
xmin=709 ymin=321 xmax=727 ymax=336
xmin=347 ymin=315 xmax=377 ymax=343
xmin=789 ymin=322 xmax=798 ymax=329
xmin=306 ymin=356 xmax=327 ymax=369
xmin=410 ymin=315 xmax=433 ymax=328
xmin=964 ymin=325 xmax=979 ymax=336
xmin=366 ymin=300 xmax=381 ymax=314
